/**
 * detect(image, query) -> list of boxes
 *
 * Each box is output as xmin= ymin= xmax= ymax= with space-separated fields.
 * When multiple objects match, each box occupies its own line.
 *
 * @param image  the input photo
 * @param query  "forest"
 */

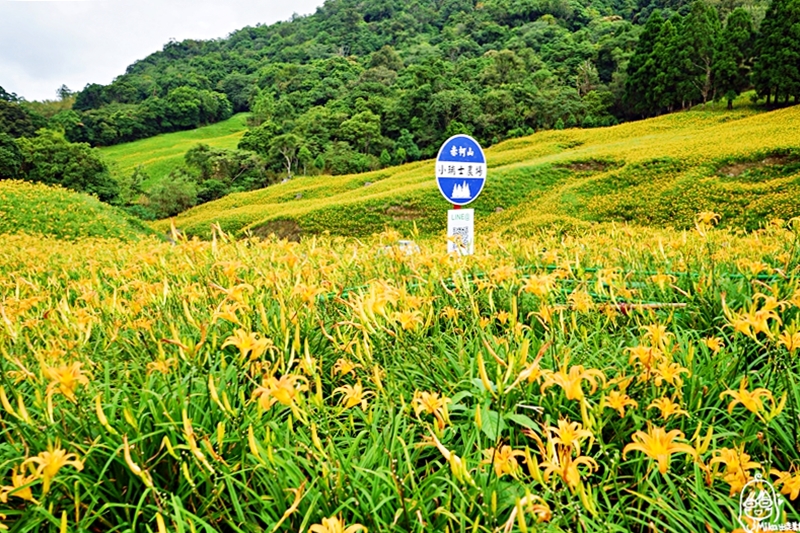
xmin=1 ymin=0 xmax=798 ymax=217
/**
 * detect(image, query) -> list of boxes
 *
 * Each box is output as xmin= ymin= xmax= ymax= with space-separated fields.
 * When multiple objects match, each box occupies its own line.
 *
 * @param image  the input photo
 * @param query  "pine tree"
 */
xmin=624 ymin=10 xmax=665 ymax=116
xmin=713 ymin=8 xmax=755 ymax=109
xmin=651 ymin=18 xmax=681 ymax=113
xmin=752 ymin=0 xmax=800 ymax=104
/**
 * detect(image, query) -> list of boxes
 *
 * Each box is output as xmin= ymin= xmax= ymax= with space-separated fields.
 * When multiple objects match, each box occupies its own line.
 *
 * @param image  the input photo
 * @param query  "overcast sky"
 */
xmin=0 ymin=0 xmax=326 ymax=101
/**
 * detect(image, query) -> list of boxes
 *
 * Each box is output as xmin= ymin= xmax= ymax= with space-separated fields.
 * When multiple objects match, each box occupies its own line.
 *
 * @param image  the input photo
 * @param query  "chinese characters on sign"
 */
xmin=435 ymin=135 xmax=487 ymax=206
xmin=436 ymin=135 xmax=486 ymax=256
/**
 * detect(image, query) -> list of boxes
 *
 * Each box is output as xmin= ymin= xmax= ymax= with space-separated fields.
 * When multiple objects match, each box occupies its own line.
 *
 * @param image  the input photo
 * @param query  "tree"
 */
xmin=624 ymin=10 xmax=665 ymax=116
xmin=248 ymin=89 xmax=275 ymax=127
xmin=146 ymin=171 xmax=198 ymax=218
xmin=651 ymin=17 xmax=682 ymax=112
xmin=238 ymin=121 xmax=278 ymax=156
xmin=680 ymin=1 xmax=721 ymax=105
xmin=0 ymin=133 xmax=22 ymax=178
xmin=298 ymin=146 xmax=313 ymax=175
xmin=338 ymin=111 xmax=382 ymax=154
xmin=0 ymin=101 xmax=46 ymax=138
xmin=0 ymin=86 xmax=20 ymax=103
xmin=380 ymin=149 xmax=392 ymax=168
xmin=396 ymin=129 xmax=421 ymax=161
xmin=15 ymin=130 xmax=119 ymax=202
xmin=713 ymin=8 xmax=755 ymax=109
xmin=269 ymin=134 xmax=303 ymax=178
xmin=752 ymin=0 xmax=800 ymax=104
xmin=57 ymin=85 xmax=74 ymax=100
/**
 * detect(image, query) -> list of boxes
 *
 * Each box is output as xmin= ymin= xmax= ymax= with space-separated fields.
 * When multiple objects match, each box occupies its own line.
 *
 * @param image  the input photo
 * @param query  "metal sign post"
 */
xmin=435 ymin=134 xmax=486 ymax=256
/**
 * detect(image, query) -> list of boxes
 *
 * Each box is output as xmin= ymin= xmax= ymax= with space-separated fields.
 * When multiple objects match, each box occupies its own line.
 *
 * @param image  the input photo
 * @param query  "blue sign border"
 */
xmin=435 ymin=134 xmax=487 ymax=206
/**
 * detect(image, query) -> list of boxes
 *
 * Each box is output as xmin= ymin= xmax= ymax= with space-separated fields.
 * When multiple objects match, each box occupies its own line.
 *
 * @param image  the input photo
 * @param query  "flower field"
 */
xmin=156 ymin=103 xmax=800 ymax=240
xmin=0 ymin=181 xmax=151 ymax=241
xmin=2 ymin=216 xmax=800 ymax=532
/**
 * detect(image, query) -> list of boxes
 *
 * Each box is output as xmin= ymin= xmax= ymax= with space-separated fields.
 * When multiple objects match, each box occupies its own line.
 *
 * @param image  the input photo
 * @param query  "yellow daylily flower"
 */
xmin=540 ymin=448 xmax=598 ymax=490
xmin=709 ymin=445 xmax=761 ymax=496
xmin=411 ymin=391 xmax=450 ymax=430
xmin=253 ymin=374 xmax=308 ymax=410
xmin=22 ymin=445 xmax=84 ymax=495
xmin=482 ymin=445 xmax=525 ymax=479
xmin=540 ymin=363 xmax=605 ymax=401
xmin=334 ymin=381 xmax=372 ymax=410
xmin=603 ymin=390 xmax=638 ymax=417
xmin=43 ymin=361 xmax=90 ymax=403
xmin=0 ymin=466 xmax=38 ymax=503
xmin=623 ymin=425 xmax=697 ymax=474
xmin=648 ymin=397 xmax=688 ymax=420
xmin=309 ymin=515 xmax=366 ymax=533
xmin=720 ymin=378 xmax=773 ymax=416
xmin=547 ymin=419 xmax=593 ymax=456
xmin=771 ymin=467 xmax=800 ymax=501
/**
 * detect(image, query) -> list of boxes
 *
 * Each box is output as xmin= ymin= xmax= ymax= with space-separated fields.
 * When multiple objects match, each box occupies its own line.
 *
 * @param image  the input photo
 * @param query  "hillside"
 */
xmin=99 ymin=113 xmax=248 ymax=186
xmin=0 ymin=180 xmax=153 ymax=240
xmin=156 ymin=101 xmax=800 ymax=239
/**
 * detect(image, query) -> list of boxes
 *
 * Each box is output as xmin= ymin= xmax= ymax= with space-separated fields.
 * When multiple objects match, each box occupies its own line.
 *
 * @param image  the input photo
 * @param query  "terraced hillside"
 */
xmin=156 ymin=103 xmax=800 ymax=239
xmin=0 ymin=180 xmax=153 ymax=240
xmin=99 ymin=113 xmax=249 ymax=186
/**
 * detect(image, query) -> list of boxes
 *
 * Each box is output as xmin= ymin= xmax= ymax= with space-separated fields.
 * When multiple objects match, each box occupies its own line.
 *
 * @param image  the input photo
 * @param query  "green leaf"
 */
xmin=505 ymin=413 xmax=538 ymax=430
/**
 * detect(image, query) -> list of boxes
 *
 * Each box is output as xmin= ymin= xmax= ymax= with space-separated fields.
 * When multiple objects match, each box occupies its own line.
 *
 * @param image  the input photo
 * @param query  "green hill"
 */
xmin=0 ymin=180 xmax=154 ymax=240
xmin=155 ymin=102 xmax=800 ymax=239
xmin=99 ymin=113 xmax=249 ymax=186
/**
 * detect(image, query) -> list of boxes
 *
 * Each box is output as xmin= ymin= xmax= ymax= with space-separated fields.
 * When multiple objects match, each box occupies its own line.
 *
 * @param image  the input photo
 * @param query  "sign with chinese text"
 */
xmin=435 ymin=135 xmax=486 ymax=206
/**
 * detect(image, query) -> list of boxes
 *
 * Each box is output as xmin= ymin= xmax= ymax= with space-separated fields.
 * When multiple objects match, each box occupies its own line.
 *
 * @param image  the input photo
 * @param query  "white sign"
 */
xmin=447 ymin=209 xmax=474 ymax=256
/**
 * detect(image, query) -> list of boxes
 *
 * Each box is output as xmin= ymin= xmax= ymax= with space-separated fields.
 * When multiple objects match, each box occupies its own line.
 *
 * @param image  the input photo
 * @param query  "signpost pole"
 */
xmin=435 ymin=134 xmax=486 ymax=256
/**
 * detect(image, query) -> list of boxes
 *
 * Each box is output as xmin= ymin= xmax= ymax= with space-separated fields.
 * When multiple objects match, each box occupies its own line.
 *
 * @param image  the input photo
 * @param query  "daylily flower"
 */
xmin=22 ymin=445 xmax=84 ymax=495
xmin=334 ymin=381 xmax=371 ymax=410
xmin=623 ymin=425 xmax=697 ymax=474
xmin=43 ymin=362 xmax=89 ymax=403
xmin=482 ymin=445 xmax=525 ymax=479
xmin=309 ymin=515 xmax=366 ymax=533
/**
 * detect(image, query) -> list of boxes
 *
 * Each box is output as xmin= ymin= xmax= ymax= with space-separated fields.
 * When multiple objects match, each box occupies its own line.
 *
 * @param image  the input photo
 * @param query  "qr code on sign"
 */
xmin=451 ymin=226 xmax=471 ymax=247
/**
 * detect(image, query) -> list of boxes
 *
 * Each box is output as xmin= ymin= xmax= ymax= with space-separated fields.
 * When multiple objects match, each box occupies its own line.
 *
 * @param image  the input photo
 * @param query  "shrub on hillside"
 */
xmin=14 ymin=130 xmax=119 ymax=202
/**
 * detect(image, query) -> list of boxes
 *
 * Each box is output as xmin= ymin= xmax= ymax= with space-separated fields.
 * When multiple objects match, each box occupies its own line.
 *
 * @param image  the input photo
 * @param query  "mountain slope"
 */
xmin=155 ymin=101 xmax=800 ymax=239
xmin=99 ymin=113 xmax=249 ymax=186
xmin=0 ymin=181 xmax=154 ymax=240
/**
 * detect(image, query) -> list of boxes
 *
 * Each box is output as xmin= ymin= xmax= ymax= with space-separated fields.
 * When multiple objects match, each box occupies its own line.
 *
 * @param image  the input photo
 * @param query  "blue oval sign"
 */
xmin=435 ymin=134 xmax=486 ymax=206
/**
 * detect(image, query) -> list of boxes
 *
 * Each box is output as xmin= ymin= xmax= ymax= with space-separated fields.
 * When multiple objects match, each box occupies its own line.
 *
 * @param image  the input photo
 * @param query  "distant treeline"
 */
xmin=624 ymin=0 xmax=800 ymax=116
xmin=1 ymin=0 xmax=799 ymax=214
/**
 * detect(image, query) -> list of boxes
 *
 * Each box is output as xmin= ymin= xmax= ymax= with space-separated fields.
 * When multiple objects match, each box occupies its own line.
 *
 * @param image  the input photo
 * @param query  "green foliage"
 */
xmin=146 ymin=170 xmax=199 ymax=218
xmin=713 ymin=8 xmax=756 ymax=109
xmin=15 ymin=130 xmax=119 ymax=203
xmin=0 ymin=180 xmax=151 ymax=240
xmin=0 ymin=99 xmax=46 ymax=138
xmin=99 ymin=113 xmax=249 ymax=188
xmin=752 ymin=0 xmax=800 ymax=104
xmin=184 ymin=143 xmax=274 ymax=201
xmin=0 ymin=133 xmax=22 ymax=179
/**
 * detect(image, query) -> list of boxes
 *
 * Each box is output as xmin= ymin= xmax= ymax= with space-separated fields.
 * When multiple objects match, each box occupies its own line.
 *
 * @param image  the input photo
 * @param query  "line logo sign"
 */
xmin=435 ymin=134 xmax=486 ymax=206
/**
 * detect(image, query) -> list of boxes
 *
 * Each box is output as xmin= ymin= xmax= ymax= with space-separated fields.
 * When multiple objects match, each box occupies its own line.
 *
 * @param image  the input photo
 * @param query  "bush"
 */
xmin=146 ymin=171 xmax=198 ymax=218
xmin=14 ymin=129 xmax=119 ymax=202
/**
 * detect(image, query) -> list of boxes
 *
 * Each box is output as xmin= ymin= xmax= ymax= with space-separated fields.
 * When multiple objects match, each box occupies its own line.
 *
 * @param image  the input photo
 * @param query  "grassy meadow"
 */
xmin=99 ymin=114 xmax=250 ymax=187
xmin=1 ymin=221 xmax=800 ymax=532
xmin=154 ymin=101 xmax=800 ymax=240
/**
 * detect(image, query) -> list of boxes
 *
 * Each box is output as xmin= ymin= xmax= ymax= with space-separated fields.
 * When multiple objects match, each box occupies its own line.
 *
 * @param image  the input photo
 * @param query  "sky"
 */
xmin=0 ymin=0 xmax=326 ymax=101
